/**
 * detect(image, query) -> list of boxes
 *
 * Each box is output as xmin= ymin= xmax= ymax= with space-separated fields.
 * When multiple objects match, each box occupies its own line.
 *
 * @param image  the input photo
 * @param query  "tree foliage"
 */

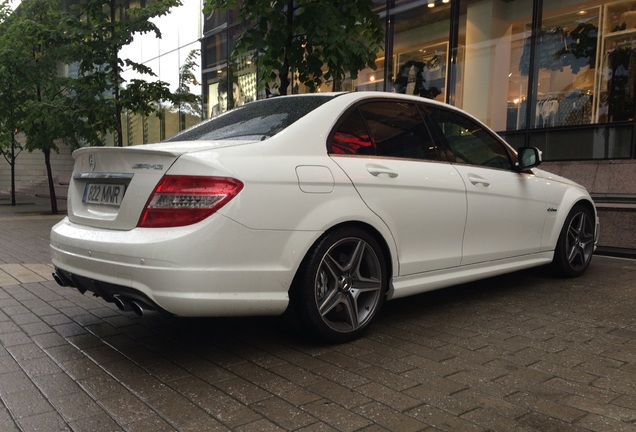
xmin=0 ymin=0 xmax=22 ymax=205
xmin=204 ymin=0 xmax=384 ymax=95
xmin=0 ymin=0 xmax=88 ymax=212
xmin=71 ymin=0 xmax=182 ymax=147
xmin=0 ymin=0 xmax=182 ymax=212
xmin=175 ymin=49 xmax=203 ymax=128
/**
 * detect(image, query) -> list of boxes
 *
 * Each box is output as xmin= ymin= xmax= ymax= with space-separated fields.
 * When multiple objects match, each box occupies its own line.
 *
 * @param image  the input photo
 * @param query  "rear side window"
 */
xmin=329 ymin=100 xmax=444 ymax=161
xmin=422 ymin=106 xmax=514 ymax=169
xmin=164 ymin=95 xmax=338 ymax=142
xmin=330 ymin=110 xmax=375 ymax=155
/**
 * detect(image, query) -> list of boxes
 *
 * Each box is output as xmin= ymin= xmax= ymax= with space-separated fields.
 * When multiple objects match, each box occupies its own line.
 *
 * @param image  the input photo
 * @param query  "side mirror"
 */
xmin=517 ymin=147 xmax=542 ymax=170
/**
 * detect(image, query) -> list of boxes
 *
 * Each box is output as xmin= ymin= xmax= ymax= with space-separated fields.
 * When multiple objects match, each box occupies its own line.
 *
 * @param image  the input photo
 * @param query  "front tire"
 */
xmin=289 ymin=227 xmax=387 ymax=343
xmin=552 ymin=203 xmax=595 ymax=277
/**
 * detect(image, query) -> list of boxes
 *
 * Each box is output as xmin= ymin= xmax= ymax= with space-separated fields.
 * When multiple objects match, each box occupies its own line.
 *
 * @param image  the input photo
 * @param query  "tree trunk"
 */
xmin=278 ymin=0 xmax=296 ymax=96
xmin=114 ymin=98 xmax=123 ymax=147
xmin=43 ymin=148 xmax=58 ymax=215
xmin=111 ymin=0 xmax=123 ymax=147
xmin=10 ymin=131 xmax=16 ymax=206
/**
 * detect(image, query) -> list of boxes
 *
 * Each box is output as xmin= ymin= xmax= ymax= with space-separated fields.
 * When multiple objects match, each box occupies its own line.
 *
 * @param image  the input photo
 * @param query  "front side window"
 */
xmin=424 ymin=106 xmax=514 ymax=170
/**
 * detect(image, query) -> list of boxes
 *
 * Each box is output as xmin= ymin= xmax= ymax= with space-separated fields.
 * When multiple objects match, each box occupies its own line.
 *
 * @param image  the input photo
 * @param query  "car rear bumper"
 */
xmin=50 ymin=215 xmax=319 ymax=317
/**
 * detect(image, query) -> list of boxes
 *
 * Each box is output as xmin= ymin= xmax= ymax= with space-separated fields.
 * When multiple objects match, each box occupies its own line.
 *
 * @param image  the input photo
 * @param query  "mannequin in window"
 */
xmin=394 ymin=60 xmax=442 ymax=100
xmin=406 ymin=65 xmax=417 ymax=95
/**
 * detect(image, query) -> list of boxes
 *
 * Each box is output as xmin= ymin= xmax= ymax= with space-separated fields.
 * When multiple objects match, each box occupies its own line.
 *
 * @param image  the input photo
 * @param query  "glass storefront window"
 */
xmin=196 ymin=0 xmax=636 ymax=160
xmin=355 ymin=57 xmax=386 ymax=92
xmin=453 ymin=0 xmax=618 ymax=133
xmin=204 ymin=26 xmax=257 ymax=119
xmin=455 ymin=0 xmax=534 ymax=131
xmin=528 ymin=4 xmax=601 ymax=129
xmin=371 ymin=0 xmax=387 ymax=13
xmin=390 ymin=1 xmax=451 ymax=102
xmin=203 ymin=32 xmax=227 ymax=71
xmin=506 ymin=0 xmax=636 ymax=131
xmin=395 ymin=0 xmax=450 ymax=8
xmin=598 ymin=0 xmax=636 ymax=123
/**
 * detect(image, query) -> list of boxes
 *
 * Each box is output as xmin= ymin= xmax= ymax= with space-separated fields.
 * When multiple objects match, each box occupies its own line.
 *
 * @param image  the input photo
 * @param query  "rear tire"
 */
xmin=289 ymin=227 xmax=387 ymax=343
xmin=551 ymin=204 xmax=595 ymax=277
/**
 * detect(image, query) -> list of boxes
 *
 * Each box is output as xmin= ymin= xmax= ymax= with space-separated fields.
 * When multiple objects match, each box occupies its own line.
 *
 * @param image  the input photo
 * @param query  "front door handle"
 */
xmin=468 ymin=174 xmax=490 ymax=187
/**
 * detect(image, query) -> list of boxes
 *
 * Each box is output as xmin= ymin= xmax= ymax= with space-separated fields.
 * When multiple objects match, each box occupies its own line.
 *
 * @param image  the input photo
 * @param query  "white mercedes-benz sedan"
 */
xmin=51 ymin=92 xmax=599 ymax=342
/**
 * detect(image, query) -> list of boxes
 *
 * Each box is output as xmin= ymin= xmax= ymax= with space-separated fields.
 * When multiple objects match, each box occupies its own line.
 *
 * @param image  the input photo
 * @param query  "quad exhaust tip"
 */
xmin=113 ymin=295 xmax=131 ymax=312
xmin=52 ymin=272 xmax=70 ymax=287
xmin=53 ymin=272 xmax=148 ymax=316
xmin=113 ymin=295 xmax=145 ymax=316
xmin=130 ymin=301 xmax=144 ymax=316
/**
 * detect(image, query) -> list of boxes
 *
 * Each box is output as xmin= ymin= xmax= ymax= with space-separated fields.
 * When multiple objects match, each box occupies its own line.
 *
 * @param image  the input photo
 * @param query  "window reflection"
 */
xmin=391 ymin=3 xmax=451 ymax=101
xmin=529 ymin=7 xmax=600 ymax=129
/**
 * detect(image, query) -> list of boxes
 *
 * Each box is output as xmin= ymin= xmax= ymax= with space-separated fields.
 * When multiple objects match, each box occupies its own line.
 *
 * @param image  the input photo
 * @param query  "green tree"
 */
xmin=204 ymin=0 xmax=384 ymax=95
xmin=174 ymin=48 xmax=203 ymax=131
xmin=0 ymin=0 xmax=97 ymax=213
xmin=0 ymin=0 xmax=185 ymax=212
xmin=0 ymin=0 xmax=24 ymax=206
xmin=72 ymin=0 xmax=181 ymax=147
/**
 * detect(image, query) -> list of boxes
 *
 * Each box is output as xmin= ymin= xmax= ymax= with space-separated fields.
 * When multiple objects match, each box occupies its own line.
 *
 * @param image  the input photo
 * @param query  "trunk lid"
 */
xmin=67 ymin=141 xmax=254 ymax=230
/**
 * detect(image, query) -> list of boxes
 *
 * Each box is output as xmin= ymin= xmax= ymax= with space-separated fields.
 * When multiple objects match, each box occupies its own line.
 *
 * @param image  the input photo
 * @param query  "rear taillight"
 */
xmin=138 ymin=175 xmax=243 ymax=228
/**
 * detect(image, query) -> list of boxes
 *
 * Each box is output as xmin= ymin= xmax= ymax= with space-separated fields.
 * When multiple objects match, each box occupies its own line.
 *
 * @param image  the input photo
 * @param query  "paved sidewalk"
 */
xmin=1 ymin=200 xmax=636 ymax=431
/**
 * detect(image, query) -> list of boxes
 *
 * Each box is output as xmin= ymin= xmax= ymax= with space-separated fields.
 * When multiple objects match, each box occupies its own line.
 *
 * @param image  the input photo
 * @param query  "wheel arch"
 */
xmin=328 ymin=221 xmax=394 ymax=282
xmin=576 ymin=199 xmax=597 ymax=220
xmin=550 ymin=198 xmax=597 ymax=277
xmin=568 ymin=198 xmax=599 ymax=247
xmin=290 ymin=220 xmax=396 ymax=297
xmin=545 ymin=192 xmax=598 ymax=251
xmin=285 ymin=220 xmax=395 ymax=342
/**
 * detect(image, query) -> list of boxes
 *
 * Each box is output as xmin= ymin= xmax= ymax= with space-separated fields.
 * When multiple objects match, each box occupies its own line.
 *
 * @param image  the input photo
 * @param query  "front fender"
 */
xmin=542 ymin=183 xmax=597 ymax=251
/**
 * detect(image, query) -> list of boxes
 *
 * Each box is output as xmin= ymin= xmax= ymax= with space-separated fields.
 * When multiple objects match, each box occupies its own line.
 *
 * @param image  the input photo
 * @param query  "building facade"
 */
xmin=201 ymin=0 xmax=636 ymax=254
xmin=119 ymin=0 xmax=204 ymax=145
xmin=201 ymin=0 xmax=636 ymax=160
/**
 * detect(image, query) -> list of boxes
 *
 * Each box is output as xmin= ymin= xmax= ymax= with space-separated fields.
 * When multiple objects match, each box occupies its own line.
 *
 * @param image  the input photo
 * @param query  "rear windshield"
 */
xmin=164 ymin=94 xmax=339 ymax=142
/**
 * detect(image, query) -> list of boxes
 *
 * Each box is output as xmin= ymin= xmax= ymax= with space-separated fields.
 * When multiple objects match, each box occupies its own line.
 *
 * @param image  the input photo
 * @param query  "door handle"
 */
xmin=367 ymin=165 xmax=398 ymax=178
xmin=468 ymin=175 xmax=490 ymax=187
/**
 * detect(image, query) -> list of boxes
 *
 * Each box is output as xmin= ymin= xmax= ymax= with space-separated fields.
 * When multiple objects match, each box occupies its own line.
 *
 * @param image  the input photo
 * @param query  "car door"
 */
xmin=328 ymin=100 xmax=467 ymax=275
xmin=422 ymin=105 xmax=548 ymax=265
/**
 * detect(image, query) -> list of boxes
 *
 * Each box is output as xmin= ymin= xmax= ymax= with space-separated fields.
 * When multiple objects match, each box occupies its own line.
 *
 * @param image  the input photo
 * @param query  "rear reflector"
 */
xmin=138 ymin=175 xmax=243 ymax=228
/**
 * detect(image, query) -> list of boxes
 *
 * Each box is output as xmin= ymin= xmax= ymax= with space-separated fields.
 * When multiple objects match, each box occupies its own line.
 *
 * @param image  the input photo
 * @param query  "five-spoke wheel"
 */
xmin=290 ymin=227 xmax=387 ymax=343
xmin=552 ymin=204 xmax=595 ymax=277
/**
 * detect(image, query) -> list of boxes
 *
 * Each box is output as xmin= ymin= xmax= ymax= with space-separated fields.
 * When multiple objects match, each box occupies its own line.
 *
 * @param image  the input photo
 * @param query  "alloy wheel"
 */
xmin=564 ymin=209 xmax=595 ymax=272
xmin=314 ymin=237 xmax=383 ymax=334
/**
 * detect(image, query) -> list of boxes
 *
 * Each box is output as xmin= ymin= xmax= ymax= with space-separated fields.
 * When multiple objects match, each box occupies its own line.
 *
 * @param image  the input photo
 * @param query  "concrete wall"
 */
xmin=542 ymin=160 xmax=636 ymax=252
xmin=0 ymin=140 xmax=74 ymax=205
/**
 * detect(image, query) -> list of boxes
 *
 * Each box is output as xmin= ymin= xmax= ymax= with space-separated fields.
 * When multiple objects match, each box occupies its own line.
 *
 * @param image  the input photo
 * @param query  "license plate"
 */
xmin=82 ymin=183 xmax=126 ymax=206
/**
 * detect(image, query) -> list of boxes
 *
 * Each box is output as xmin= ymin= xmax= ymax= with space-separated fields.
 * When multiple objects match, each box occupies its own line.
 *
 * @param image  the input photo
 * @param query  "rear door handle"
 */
xmin=367 ymin=165 xmax=398 ymax=178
